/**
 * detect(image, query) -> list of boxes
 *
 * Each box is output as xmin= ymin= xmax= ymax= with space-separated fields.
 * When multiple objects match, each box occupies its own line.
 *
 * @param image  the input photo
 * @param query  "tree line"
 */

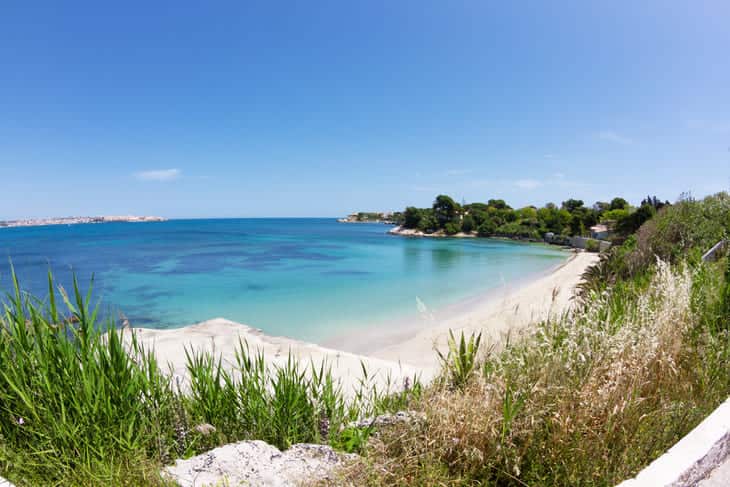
xmin=396 ymin=194 xmax=669 ymax=240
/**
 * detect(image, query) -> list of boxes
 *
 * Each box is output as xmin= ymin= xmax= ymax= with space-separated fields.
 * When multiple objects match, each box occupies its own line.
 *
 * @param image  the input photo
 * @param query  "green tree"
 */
xmin=487 ymin=199 xmax=510 ymax=210
xmin=616 ymin=204 xmax=656 ymax=236
xmin=477 ymin=219 xmax=497 ymax=236
xmin=433 ymin=195 xmax=459 ymax=228
xmin=418 ymin=212 xmax=439 ymax=233
xmin=444 ymin=222 xmax=461 ymax=235
xmin=561 ymin=199 xmax=585 ymax=213
xmin=610 ymin=197 xmax=629 ymax=210
xmin=461 ymin=214 xmax=475 ymax=233
xmin=593 ymin=201 xmax=611 ymax=213
xmin=403 ymin=207 xmax=422 ymax=229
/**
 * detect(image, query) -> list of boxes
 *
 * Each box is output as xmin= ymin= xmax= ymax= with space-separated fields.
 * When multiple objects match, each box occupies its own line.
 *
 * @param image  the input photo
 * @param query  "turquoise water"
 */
xmin=0 ymin=219 xmax=567 ymax=342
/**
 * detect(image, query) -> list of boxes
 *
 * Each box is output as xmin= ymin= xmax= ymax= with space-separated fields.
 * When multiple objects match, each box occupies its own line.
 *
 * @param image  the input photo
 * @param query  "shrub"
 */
xmin=585 ymin=238 xmax=600 ymax=252
xmin=477 ymin=220 xmax=497 ymax=237
xmin=444 ymin=221 xmax=461 ymax=235
xmin=436 ymin=331 xmax=482 ymax=389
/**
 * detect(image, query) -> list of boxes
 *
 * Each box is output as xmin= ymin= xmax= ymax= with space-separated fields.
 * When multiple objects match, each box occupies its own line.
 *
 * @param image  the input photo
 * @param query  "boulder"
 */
xmin=163 ymin=440 xmax=353 ymax=486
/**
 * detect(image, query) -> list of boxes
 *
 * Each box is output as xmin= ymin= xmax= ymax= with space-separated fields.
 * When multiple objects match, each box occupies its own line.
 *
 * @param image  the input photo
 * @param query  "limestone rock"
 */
xmin=164 ymin=440 xmax=353 ymax=486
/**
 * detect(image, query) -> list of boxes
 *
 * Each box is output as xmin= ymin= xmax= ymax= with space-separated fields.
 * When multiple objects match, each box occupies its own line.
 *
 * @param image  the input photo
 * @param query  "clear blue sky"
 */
xmin=2 ymin=1 xmax=729 ymax=219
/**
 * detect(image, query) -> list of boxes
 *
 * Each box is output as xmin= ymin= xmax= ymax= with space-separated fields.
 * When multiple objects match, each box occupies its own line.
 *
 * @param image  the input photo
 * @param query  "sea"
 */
xmin=0 ymin=219 xmax=568 ymax=342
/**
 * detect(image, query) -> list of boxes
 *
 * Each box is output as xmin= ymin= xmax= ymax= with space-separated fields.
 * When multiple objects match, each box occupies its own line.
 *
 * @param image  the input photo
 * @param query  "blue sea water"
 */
xmin=0 ymin=219 xmax=567 ymax=342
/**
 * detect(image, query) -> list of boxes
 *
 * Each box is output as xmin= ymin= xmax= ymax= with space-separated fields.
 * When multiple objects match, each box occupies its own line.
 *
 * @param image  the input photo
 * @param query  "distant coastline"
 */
xmin=0 ymin=215 xmax=166 ymax=229
xmin=337 ymin=211 xmax=400 ymax=224
xmin=387 ymin=225 xmax=476 ymax=239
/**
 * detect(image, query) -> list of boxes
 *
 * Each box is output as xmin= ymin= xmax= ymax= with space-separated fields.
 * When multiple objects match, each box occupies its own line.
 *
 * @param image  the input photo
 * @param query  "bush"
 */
xmin=444 ymin=221 xmax=461 ymax=235
xmin=585 ymin=239 xmax=600 ymax=252
xmin=477 ymin=220 xmax=497 ymax=237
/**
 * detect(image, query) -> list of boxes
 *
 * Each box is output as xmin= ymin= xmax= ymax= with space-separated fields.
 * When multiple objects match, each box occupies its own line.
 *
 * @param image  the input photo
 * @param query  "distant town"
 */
xmin=0 ymin=215 xmax=166 ymax=228
xmin=337 ymin=211 xmax=400 ymax=224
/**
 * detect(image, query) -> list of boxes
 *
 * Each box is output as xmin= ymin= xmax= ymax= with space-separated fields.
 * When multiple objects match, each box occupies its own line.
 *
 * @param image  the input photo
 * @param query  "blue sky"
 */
xmin=1 ymin=1 xmax=729 ymax=219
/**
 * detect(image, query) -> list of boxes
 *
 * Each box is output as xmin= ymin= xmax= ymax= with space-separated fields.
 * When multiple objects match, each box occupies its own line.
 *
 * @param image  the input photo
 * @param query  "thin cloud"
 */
xmin=597 ymin=130 xmax=632 ymax=145
xmin=133 ymin=169 xmax=182 ymax=181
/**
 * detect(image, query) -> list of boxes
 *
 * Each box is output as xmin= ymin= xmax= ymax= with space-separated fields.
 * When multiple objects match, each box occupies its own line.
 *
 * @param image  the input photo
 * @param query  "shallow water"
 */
xmin=0 ymin=219 xmax=567 ymax=342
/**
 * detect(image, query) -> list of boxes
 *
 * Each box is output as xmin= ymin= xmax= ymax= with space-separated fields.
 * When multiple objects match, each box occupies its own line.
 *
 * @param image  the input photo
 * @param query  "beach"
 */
xmin=134 ymin=251 xmax=598 ymax=392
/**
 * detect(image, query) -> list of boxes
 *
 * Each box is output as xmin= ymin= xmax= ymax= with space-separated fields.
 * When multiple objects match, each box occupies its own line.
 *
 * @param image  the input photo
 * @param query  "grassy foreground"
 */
xmin=0 ymin=274 xmax=419 ymax=485
xmin=0 ymin=193 xmax=728 ymax=486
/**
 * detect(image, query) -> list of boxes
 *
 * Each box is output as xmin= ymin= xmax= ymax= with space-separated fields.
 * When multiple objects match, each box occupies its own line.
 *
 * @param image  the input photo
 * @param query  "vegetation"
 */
xmin=400 ymin=193 xmax=669 ymax=242
xmin=343 ymin=192 xmax=730 ymax=486
xmin=1 ymin=192 xmax=727 ymax=486
xmin=0 ymin=272 xmax=420 ymax=485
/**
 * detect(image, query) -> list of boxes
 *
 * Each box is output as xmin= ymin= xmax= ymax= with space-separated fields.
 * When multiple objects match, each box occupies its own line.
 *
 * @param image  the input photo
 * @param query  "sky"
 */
xmin=1 ymin=1 xmax=729 ymax=219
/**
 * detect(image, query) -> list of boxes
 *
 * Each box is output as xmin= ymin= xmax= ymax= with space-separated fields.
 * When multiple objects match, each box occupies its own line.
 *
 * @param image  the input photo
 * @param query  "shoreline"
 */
xmin=133 ymin=251 xmax=598 ymax=391
xmin=367 ymin=251 xmax=596 ymax=373
xmin=0 ymin=215 xmax=166 ymax=229
xmin=321 ymin=248 xmax=581 ymax=355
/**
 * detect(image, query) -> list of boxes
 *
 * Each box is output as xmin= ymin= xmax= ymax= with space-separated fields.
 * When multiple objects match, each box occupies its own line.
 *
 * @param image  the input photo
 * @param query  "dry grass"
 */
xmin=342 ymin=259 xmax=730 ymax=486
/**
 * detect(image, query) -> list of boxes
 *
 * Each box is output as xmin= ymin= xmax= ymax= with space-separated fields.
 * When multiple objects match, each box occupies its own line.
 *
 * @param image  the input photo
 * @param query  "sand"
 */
xmin=368 ymin=251 xmax=597 ymax=375
xmin=132 ymin=251 xmax=598 ymax=393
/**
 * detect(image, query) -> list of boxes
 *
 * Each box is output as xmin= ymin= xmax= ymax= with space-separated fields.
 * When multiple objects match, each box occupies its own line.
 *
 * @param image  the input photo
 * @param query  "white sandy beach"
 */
xmin=133 ymin=251 xmax=598 ymax=393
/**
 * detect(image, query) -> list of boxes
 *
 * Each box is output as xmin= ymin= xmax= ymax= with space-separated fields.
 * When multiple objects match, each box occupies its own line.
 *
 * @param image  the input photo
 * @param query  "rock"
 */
xmin=163 ymin=440 xmax=354 ymax=487
xmin=0 ymin=476 xmax=15 ymax=487
xmin=347 ymin=410 xmax=426 ymax=430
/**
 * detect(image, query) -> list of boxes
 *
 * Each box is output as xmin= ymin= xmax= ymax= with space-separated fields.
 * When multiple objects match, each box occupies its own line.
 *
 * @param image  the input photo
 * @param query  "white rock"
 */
xmin=164 ymin=440 xmax=353 ymax=487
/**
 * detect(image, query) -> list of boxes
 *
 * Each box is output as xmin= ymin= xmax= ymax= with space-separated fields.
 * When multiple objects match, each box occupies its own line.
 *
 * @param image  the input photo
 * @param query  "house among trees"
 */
xmin=590 ymin=224 xmax=610 ymax=240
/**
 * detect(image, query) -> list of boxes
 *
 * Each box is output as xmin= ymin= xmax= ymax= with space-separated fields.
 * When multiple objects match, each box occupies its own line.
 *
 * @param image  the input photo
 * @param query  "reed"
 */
xmin=0 ymin=269 xmax=420 ymax=485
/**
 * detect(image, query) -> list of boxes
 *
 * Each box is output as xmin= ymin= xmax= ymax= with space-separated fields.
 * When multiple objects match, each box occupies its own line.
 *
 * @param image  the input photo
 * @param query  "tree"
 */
xmin=417 ymin=212 xmax=439 ymax=233
xmin=610 ymin=197 xmax=629 ymax=210
xmin=477 ymin=219 xmax=497 ymax=236
xmin=561 ymin=199 xmax=585 ymax=213
xmin=403 ymin=207 xmax=422 ymax=229
xmin=487 ymin=199 xmax=510 ymax=210
xmin=461 ymin=214 xmax=475 ymax=233
xmin=569 ymin=214 xmax=584 ymax=236
xmin=444 ymin=221 xmax=461 ymax=235
xmin=433 ymin=195 xmax=459 ymax=227
xmin=641 ymin=195 xmax=669 ymax=210
xmin=593 ymin=201 xmax=610 ymax=213
xmin=616 ymin=204 xmax=656 ymax=236
xmin=601 ymin=208 xmax=630 ymax=223
xmin=517 ymin=206 xmax=537 ymax=220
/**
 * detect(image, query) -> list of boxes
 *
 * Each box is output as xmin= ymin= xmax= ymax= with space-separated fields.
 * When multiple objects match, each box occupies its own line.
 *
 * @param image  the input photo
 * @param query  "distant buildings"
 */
xmin=0 ymin=215 xmax=166 ymax=229
xmin=338 ymin=211 xmax=397 ymax=224
xmin=589 ymin=224 xmax=611 ymax=240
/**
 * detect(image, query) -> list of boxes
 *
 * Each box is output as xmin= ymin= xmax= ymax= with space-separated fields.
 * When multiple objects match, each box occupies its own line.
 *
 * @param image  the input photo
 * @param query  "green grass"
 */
xmin=0 ymin=269 xmax=420 ymax=486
